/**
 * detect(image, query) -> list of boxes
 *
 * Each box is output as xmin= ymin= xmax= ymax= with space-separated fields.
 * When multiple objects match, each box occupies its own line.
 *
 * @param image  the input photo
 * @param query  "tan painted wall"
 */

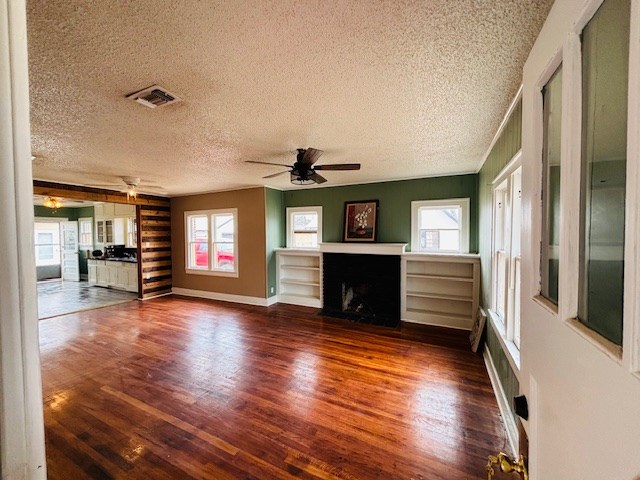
xmin=171 ymin=187 xmax=267 ymax=298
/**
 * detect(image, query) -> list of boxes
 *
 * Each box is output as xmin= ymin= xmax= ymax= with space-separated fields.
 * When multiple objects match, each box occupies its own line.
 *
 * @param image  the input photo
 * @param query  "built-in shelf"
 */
xmin=280 ymin=279 xmax=321 ymax=287
xmin=405 ymin=308 xmax=470 ymax=321
xmin=276 ymin=249 xmax=322 ymax=308
xmin=280 ymin=265 xmax=320 ymax=271
xmin=401 ymin=254 xmax=480 ymax=330
xmin=406 ymin=291 xmax=473 ymax=302
xmin=406 ymin=273 xmax=474 ymax=282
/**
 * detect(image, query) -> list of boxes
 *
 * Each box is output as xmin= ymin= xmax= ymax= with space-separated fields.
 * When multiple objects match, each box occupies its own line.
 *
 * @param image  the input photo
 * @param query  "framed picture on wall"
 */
xmin=343 ymin=200 xmax=379 ymax=242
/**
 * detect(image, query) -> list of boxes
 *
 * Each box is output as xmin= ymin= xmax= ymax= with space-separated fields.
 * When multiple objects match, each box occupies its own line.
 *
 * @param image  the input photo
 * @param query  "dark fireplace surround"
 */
xmin=322 ymin=252 xmax=401 ymax=327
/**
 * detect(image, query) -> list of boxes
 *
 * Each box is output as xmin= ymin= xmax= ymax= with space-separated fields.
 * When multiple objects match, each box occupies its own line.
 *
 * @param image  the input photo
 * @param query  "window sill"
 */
xmin=185 ymin=268 xmax=238 ymax=278
xmin=487 ymin=309 xmax=521 ymax=376
xmin=532 ymin=294 xmax=558 ymax=315
xmin=565 ymin=318 xmax=622 ymax=365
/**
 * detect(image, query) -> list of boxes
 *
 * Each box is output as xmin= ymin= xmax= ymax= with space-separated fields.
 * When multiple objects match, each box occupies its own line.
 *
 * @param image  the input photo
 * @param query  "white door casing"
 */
xmin=0 ymin=0 xmax=47 ymax=477
xmin=60 ymin=221 xmax=80 ymax=282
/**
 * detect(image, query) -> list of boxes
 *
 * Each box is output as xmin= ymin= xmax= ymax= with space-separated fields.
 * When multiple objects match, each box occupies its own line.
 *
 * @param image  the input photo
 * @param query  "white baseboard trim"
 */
xmin=484 ymin=347 xmax=519 ymax=456
xmin=172 ymin=287 xmax=273 ymax=307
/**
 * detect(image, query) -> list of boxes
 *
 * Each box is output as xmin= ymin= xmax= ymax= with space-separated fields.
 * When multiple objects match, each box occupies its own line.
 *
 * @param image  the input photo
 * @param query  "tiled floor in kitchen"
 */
xmin=37 ymin=280 xmax=137 ymax=319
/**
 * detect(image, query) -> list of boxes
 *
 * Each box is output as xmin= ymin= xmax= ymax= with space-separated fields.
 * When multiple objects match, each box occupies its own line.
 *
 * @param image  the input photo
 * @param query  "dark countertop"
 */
xmin=90 ymin=257 xmax=138 ymax=264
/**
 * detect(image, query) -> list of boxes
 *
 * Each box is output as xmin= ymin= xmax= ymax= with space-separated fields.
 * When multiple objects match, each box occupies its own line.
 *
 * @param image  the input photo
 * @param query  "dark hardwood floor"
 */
xmin=40 ymin=295 xmax=508 ymax=479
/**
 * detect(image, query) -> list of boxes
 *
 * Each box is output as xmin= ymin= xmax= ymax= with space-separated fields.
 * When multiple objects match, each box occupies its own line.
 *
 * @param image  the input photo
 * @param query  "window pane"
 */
xmin=439 ymin=230 xmax=459 ymax=251
xmin=189 ymin=216 xmax=208 ymax=242
xmin=213 ymin=243 xmax=234 ymax=270
xmin=189 ymin=242 xmax=208 ymax=268
xmin=293 ymin=232 xmax=318 ymax=248
xmin=213 ymin=214 xmax=234 ymax=243
xmin=293 ymin=213 xmax=318 ymax=231
xmin=579 ymin=0 xmax=629 ymax=345
xmin=540 ymin=65 xmax=562 ymax=304
xmin=37 ymin=232 xmax=53 ymax=244
xmin=418 ymin=207 xmax=461 ymax=252
xmin=37 ymin=245 xmax=54 ymax=260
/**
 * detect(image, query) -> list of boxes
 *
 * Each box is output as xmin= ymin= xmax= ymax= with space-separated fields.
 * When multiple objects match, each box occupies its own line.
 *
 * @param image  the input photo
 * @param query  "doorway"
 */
xmin=34 ymin=196 xmax=138 ymax=319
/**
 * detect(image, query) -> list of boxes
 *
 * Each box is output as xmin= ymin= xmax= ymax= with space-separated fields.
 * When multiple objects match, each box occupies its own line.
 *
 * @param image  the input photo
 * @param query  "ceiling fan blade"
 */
xmin=309 ymin=172 xmax=327 ymax=184
xmin=313 ymin=163 xmax=361 ymax=171
xmin=246 ymin=160 xmax=291 ymax=168
xmin=263 ymin=170 xmax=290 ymax=179
xmin=87 ymin=183 xmax=123 ymax=188
xmin=300 ymin=148 xmax=323 ymax=165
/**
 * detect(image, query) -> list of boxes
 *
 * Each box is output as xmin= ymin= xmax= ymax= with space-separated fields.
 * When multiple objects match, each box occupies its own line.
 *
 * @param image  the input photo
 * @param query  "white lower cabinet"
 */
xmin=88 ymin=259 xmax=138 ymax=293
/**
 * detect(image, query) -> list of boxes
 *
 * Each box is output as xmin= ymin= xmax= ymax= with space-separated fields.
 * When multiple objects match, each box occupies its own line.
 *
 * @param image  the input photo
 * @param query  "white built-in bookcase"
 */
xmin=276 ymin=249 xmax=322 ymax=308
xmin=401 ymin=253 xmax=480 ymax=330
xmin=276 ymin=247 xmax=480 ymax=330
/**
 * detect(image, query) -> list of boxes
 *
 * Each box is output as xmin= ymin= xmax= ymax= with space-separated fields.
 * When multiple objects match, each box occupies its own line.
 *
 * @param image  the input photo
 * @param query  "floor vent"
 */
xmin=126 ymin=85 xmax=182 ymax=108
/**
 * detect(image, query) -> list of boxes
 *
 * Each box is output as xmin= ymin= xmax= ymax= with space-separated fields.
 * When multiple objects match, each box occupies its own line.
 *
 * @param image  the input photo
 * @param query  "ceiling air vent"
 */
xmin=126 ymin=85 xmax=182 ymax=108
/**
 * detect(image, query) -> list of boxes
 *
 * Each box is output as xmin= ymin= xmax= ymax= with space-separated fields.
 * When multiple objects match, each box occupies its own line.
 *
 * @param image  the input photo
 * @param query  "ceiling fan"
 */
xmin=246 ymin=148 xmax=360 ymax=185
xmin=88 ymin=176 xmax=164 ymax=199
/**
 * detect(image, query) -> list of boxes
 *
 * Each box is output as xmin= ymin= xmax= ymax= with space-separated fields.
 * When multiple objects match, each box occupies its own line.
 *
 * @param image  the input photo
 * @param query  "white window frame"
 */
xmin=184 ymin=208 xmax=238 ymax=277
xmin=286 ymin=206 xmax=322 ymax=249
xmin=78 ymin=217 xmax=93 ymax=248
xmin=410 ymin=198 xmax=470 ymax=253
xmin=489 ymin=153 xmax=522 ymax=370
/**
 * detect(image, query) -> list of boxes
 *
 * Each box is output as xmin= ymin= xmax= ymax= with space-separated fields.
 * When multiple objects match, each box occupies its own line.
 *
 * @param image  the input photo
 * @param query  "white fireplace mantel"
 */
xmin=319 ymin=242 xmax=407 ymax=255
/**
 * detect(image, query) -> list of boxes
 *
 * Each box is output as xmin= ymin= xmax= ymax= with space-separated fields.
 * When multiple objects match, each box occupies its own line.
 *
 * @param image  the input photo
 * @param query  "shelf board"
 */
xmin=406 ymin=273 xmax=473 ymax=282
xmin=280 ymin=265 xmax=320 ymax=271
xmin=279 ymin=292 xmax=320 ymax=299
xmin=405 ymin=308 xmax=469 ymax=321
xmin=406 ymin=291 xmax=473 ymax=302
xmin=280 ymin=279 xmax=320 ymax=287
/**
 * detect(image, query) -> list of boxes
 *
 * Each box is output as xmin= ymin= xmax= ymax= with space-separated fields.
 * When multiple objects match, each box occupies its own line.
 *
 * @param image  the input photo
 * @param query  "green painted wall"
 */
xmin=486 ymin=324 xmax=519 ymax=417
xmin=283 ymin=174 xmax=479 ymax=252
xmin=477 ymin=99 xmax=522 ymax=423
xmin=265 ymin=188 xmax=285 ymax=297
xmin=478 ymin=100 xmax=522 ymax=307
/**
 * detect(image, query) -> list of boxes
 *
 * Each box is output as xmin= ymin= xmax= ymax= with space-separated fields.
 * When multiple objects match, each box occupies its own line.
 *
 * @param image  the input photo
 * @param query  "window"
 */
xmin=127 ymin=218 xmax=137 ymax=247
xmin=411 ymin=198 xmax=469 ymax=253
xmin=491 ymin=161 xmax=522 ymax=350
xmin=185 ymin=209 xmax=238 ymax=276
xmin=540 ymin=65 xmax=563 ymax=305
xmin=78 ymin=218 xmax=93 ymax=247
xmin=34 ymin=222 xmax=61 ymax=267
xmin=578 ymin=0 xmax=630 ymax=346
xmin=286 ymin=207 xmax=322 ymax=248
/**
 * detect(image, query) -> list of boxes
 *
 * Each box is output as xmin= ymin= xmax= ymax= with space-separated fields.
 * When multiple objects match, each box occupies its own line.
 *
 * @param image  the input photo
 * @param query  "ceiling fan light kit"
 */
xmin=246 ymin=148 xmax=361 ymax=186
xmin=43 ymin=196 xmax=63 ymax=210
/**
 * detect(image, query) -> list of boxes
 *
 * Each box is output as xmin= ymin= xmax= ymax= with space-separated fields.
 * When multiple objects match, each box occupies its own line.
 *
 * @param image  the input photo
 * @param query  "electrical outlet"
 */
xmin=270 ymin=286 xmax=275 ymax=294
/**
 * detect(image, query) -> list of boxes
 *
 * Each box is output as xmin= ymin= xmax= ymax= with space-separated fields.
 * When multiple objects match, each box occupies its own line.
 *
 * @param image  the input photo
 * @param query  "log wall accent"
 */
xmin=137 ymin=205 xmax=172 ymax=299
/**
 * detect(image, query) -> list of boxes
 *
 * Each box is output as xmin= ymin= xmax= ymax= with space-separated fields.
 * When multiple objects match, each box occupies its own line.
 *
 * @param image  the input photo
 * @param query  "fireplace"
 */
xmin=322 ymin=252 xmax=401 ymax=327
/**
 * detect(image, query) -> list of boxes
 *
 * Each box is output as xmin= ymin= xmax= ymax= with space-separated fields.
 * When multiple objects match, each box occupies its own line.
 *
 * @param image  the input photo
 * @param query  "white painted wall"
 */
xmin=520 ymin=0 xmax=640 ymax=479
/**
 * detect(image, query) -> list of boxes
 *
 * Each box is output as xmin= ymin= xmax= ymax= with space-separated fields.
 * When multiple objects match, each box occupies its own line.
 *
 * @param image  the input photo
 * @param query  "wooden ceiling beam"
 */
xmin=33 ymin=180 xmax=169 ymax=207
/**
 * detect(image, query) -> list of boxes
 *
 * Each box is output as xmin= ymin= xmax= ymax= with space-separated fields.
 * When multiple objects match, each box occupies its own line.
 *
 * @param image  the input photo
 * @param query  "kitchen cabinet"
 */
xmin=95 ymin=202 xmax=136 ymax=247
xmin=88 ymin=259 xmax=138 ymax=293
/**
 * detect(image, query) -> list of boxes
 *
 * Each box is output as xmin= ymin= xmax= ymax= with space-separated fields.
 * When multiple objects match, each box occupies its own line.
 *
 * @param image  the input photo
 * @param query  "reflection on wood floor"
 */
xmin=40 ymin=295 xmax=508 ymax=479
xmin=37 ymin=280 xmax=137 ymax=319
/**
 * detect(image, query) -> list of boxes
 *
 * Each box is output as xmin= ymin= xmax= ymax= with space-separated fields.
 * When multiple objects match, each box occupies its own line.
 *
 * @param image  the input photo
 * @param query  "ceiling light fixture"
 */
xmin=126 ymin=185 xmax=137 ymax=202
xmin=43 ymin=197 xmax=63 ymax=210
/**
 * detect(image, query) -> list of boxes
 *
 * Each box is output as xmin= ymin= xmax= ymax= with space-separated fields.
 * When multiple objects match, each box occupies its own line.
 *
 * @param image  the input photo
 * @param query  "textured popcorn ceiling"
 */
xmin=27 ymin=0 xmax=553 ymax=195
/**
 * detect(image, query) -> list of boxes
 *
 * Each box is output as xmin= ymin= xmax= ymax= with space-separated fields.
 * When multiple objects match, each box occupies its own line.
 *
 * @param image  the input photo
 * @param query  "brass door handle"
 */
xmin=486 ymin=452 xmax=528 ymax=480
